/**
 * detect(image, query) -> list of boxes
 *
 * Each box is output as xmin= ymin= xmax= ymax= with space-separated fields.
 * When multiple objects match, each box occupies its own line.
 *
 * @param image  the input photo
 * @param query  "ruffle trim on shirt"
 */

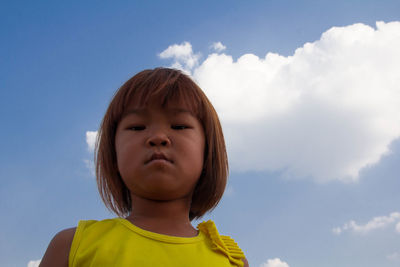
xmin=197 ymin=220 xmax=245 ymax=267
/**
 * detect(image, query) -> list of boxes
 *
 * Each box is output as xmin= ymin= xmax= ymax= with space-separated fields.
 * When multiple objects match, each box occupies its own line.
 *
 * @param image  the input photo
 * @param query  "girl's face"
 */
xmin=115 ymin=99 xmax=205 ymax=202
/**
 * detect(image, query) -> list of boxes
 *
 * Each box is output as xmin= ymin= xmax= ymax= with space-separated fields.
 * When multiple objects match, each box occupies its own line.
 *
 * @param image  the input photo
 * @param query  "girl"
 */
xmin=40 ymin=68 xmax=248 ymax=267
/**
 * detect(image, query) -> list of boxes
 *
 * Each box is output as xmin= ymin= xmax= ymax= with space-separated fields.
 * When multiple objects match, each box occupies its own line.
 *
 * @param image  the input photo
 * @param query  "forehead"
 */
xmin=121 ymin=89 xmax=202 ymax=119
xmin=123 ymin=103 xmax=195 ymax=118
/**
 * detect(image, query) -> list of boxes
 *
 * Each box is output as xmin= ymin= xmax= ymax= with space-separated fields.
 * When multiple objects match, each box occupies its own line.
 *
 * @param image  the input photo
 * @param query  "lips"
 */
xmin=146 ymin=152 xmax=173 ymax=164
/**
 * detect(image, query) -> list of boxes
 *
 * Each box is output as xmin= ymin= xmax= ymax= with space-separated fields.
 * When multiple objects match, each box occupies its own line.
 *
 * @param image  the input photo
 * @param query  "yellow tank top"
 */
xmin=69 ymin=218 xmax=245 ymax=267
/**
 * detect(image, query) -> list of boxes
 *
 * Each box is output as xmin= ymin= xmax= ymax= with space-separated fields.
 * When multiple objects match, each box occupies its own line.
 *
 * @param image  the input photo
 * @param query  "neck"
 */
xmin=125 ymin=194 xmax=198 ymax=237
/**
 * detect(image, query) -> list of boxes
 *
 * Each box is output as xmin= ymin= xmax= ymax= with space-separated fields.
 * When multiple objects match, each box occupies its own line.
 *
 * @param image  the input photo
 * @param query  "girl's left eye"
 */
xmin=128 ymin=125 xmax=146 ymax=131
xmin=171 ymin=125 xmax=188 ymax=130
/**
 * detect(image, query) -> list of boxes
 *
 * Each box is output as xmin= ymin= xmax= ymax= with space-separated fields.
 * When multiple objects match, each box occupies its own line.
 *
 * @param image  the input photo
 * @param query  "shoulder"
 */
xmin=39 ymin=227 xmax=76 ymax=267
xmin=198 ymin=220 xmax=248 ymax=267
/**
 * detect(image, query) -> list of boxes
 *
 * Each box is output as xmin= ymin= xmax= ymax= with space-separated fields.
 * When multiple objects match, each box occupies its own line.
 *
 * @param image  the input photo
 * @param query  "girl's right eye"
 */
xmin=128 ymin=126 xmax=145 ymax=131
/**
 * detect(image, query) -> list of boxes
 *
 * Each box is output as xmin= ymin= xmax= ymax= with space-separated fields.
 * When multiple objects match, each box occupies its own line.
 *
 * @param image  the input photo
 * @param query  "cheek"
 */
xmin=190 ymin=136 xmax=206 ymax=171
xmin=115 ymin=136 xmax=126 ymax=168
xmin=115 ymin=136 xmax=139 ymax=177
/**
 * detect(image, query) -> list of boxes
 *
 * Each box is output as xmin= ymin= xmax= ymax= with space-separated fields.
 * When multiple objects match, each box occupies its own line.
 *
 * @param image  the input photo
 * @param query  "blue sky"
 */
xmin=1 ymin=1 xmax=400 ymax=266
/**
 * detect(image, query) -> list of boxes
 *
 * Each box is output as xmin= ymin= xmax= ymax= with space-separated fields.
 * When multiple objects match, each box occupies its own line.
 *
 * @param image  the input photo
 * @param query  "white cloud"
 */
xmin=210 ymin=41 xmax=226 ymax=52
xmin=332 ymin=227 xmax=342 ymax=235
xmin=86 ymin=131 xmax=97 ymax=152
xmin=84 ymin=131 xmax=97 ymax=176
xmin=84 ymin=159 xmax=95 ymax=176
xmin=396 ymin=222 xmax=400 ymax=233
xmin=27 ymin=259 xmax=41 ymax=267
xmin=161 ymin=21 xmax=400 ymax=182
xmin=333 ymin=211 xmax=400 ymax=235
xmin=260 ymin=258 xmax=290 ymax=267
xmin=158 ymin=41 xmax=200 ymax=74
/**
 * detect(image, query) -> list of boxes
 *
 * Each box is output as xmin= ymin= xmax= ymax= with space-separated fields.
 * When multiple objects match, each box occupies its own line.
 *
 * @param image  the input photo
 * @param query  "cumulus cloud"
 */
xmin=158 ymin=41 xmax=200 ymax=74
xmin=84 ymin=131 xmax=98 ymax=176
xmin=160 ymin=21 xmax=400 ymax=182
xmin=260 ymin=258 xmax=290 ymax=267
xmin=396 ymin=221 xmax=400 ymax=233
xmin=27 ymin=259 xmax=41 ymax=267
xmin=84 ymin=158 xmax=95 ymax=176
xmin=210 ymin=41 xmax=226 ymax=52
xmin=86 ymin=131 xmax=97 ymax=152
xmin=333 ymin=212 xmax=400 ymax=235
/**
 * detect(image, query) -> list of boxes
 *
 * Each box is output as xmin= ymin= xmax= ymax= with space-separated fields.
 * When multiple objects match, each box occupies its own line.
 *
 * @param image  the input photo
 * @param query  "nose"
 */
xmin=146 ymin=131 xmax=171 ymax=147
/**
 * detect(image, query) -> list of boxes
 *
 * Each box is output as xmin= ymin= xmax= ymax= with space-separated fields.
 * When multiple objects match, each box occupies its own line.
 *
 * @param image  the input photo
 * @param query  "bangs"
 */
xmin=118 ymin=70 xmax=205 ymax=122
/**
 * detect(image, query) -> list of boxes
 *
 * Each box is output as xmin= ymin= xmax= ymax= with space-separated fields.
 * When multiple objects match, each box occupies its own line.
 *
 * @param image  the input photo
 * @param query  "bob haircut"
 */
xmin=95 ymin=67 xmax=228 ymax=220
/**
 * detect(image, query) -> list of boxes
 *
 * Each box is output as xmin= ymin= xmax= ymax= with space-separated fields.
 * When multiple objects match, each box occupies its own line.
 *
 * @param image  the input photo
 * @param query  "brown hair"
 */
xmin=95 ymin=67 xmax=228 ymax=220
